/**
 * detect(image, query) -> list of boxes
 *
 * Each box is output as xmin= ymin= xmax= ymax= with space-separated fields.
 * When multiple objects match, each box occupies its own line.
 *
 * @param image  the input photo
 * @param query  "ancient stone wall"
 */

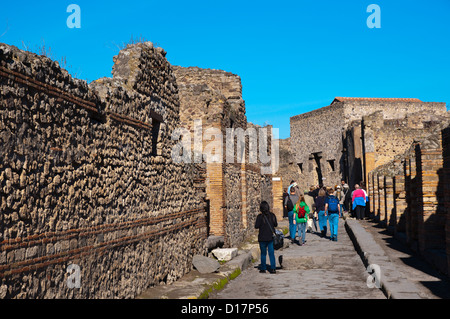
xmin=288 ymin=98 xmax=447 ymax=192
xmin=342 ymin=99 xmax=447 ymax=123
xmin=172 ymin=66 xmax=274 ymax=247
xmin=290 ymin=102 xmax=345 ymax=189
xmin=0 ymin=43 xmax=208 ymax=298
xmin=358 ymin=110 xmax=450 ymax=185
xmin=368 ymin=121 xmax=450 ymax=276
xmin=278 ymin=138 xmax=300 ymax=190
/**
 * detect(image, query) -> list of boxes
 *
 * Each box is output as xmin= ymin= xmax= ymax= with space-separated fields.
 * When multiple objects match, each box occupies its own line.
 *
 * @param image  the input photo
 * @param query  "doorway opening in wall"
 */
xmin=312 ymin=152 xmax=323 ymax=185
xmin=151 ymin=118 xmax=161 ymax=156
xmin=297 ymin=163 xmax=303 ymax=174
xmin=327 ymin=159 xmax=335 ymax=172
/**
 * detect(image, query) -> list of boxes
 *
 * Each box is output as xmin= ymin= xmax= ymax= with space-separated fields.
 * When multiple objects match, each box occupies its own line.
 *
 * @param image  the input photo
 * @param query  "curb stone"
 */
xmin=136 ymin=249 xmax=256 ymax=299
xmin=344 ymin=219 xmax=423 ymax=299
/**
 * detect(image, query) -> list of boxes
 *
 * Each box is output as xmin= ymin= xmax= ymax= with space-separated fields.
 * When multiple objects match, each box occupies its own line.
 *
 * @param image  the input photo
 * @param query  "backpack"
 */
xmin=297 ymin=204 xmax=306 ymax=219
xmin=286 ymin=195 xmax=294 ymax=212
xmin=327 ymin=195 xmax=340 ymax=212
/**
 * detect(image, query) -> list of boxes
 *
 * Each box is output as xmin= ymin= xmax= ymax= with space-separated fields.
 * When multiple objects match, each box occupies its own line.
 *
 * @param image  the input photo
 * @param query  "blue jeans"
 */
xmin=259 ymin=241 xmax=276 ymax=270
xmin=288 ymin=210 xmax=296 ymax=239
xmin=318 ymin=210 xmax=328 ymax=232
xmin=296 ymin=222 xmax=306 ymax=244
xmin=328 ymin=213 xmax=339 ymax=240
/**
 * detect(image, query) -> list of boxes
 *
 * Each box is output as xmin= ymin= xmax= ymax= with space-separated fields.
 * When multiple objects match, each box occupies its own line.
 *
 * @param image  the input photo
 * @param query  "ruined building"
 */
xmin=284 ymin=96 xmax=450 ymax=277
xmin=0 ymin=42 xmax=276 ymax=298
xmin=286 ymin=97 xmax=448 ymax=191
xmin=172 ymin=66 xmax=279 ymax=247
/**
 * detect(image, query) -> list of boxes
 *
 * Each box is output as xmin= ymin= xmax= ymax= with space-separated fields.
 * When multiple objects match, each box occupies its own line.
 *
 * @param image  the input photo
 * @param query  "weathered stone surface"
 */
xmin=192 ymin=255 xmax=220 ymax=274
xmin=212 ymin=248 xmax=238 ymax=261
xmin=206 ymin=236 xmax=224 ymax=250
xmin=173 ymin=66 xmax=275 ymax=248
xmin=0 ymin=42 xmax=208 ymax=299
xmin=285 ymin=97 xmax=449 ymax=191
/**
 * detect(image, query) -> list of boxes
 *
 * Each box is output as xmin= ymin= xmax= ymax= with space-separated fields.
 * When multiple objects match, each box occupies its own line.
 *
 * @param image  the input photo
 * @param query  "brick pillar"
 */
xmin=385 ymin=176 xmax=395 ymax=230
xmin=373 ymin=174 xmax=379 ymax=221
xmin=394 ymin=174 xmax=407 ymax=233
xmin=378 ymin=175 xmax=386 ymax=225
xmin=442 ymin=127 xmax=450 ymax=277
xmin=415 ymin=141 xmax=446 ymax=253
xmin=206 ymin=162 xmax=226 ymax=237
xmin=404 ymin=156 xmax=415 ymax=245
xmin=409 ymin=154 xmax=419 ymax=247
xmin=368 ymin=172 xmax=375 ymax=215
xmin=272 ymin=176 xmax=283 ymax=221
xmin=365 ymin=152 xmax=376 ymax=191
xmin=204 ymin=121 xmax=226 ymax=238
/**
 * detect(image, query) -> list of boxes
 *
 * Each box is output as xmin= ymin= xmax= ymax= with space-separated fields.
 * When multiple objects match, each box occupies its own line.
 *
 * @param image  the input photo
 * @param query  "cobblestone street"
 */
xmin=210 ymin=218 xmax=386 ymax=299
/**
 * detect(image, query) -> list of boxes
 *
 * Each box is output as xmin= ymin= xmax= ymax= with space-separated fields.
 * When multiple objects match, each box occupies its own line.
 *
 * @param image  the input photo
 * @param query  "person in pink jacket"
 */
xmin=352 ymin=184 xmax=367 ymax=220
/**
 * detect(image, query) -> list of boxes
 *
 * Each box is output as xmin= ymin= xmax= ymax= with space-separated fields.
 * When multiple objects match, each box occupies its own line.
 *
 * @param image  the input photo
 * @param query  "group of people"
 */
xmin=255 ymin=180 xmax=369 ymax=274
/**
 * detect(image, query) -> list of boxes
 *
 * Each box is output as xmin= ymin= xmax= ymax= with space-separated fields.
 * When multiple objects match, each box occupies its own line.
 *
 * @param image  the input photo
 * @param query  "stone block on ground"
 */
xmin=212 ymin=248 xmax=238 ymax=261
xmin=192 ymin=255 xmax=221 ymax=274
xmin=224 ymin=250 xmax=253 ymax=271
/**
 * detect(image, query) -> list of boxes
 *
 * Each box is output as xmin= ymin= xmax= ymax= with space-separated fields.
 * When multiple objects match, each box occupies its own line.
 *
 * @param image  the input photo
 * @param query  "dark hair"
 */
xmin=260 ymin=201 xmax=270 ymax=215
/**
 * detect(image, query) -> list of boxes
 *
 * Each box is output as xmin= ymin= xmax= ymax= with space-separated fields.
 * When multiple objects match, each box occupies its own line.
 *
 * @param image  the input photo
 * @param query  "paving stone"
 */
xmin=192 ymin=255 xmax=221 ymax=274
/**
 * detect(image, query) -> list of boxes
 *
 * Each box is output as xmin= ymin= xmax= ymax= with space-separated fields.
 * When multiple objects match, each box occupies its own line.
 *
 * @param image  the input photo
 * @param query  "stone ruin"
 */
xmin=282 ymin=96 xmax=450 ymax=277
xmin=0 ymin=42 xmax=278 ymax=298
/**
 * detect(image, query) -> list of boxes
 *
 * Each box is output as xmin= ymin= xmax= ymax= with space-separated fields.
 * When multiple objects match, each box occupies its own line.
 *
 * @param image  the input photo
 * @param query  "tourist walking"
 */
xmin=308 ymin=184 xmax=323 ymax=199
xmin=341 ymin=180 xmax=350 ymax=214
xmin=282 ymin=188 xmax=288 ymax=218
xmin=287 ymin=180 xmax=298 ymax=195
xmin=304 ymin=187 xmax=317 ymax=233
xmin=294 ymin=194 xmax=310 ymax=245
xmin=334 ymin=185 xmax=345 ymax=216
xmin=352 ymin=184 xmax=367 ymax=220
xmin=255 ymin=201 xmax=278 ymax=274
xmin=314 ymin=188 xmax=328 ymax=237
xmin=325 ymin=188 xmax=342 ymax=241
xmin=284 ymin=187 xmax=299 ymax=243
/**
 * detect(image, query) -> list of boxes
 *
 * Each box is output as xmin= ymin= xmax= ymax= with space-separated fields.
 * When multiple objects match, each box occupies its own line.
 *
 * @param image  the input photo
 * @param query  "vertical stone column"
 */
xmin=416 ymin=140 xmax=445 ymax=254
xmin=394 ymin=174 xmax=407 ymax=233
xmin=206 ymin=162 xmax=226 ymax=237
xmin=368 ymin=172 xmax=375 ymax=215
xmin=378 ymin=175 xmax=385 ymax=224
xmin=365 ymin=152 xmax=376 ymax=192
xmin=272 ymin=176 xmax=284 ymax=221
xmin=442 ymin=127 xmax=450 ymax=277
xmin=373 ymin=174 xmax=379 ymax=221
xmin=205 ymin=121 xmax=226 ymax=238
xmin=409 ymin=153 xmax=419 ymax=248
xmin=385 ymin=176 xmax=395 ymax=230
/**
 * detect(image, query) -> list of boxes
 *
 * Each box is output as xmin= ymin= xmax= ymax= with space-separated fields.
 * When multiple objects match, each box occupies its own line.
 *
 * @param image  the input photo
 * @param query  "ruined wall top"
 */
xmin=172 ymin=66 xmax=243 ymax=100
xmin=291 ymin=97 xmax=447 ymax=127
xmin=173 ymin=65 xmax=247 ymax=130
xmin=0 ymin=43 xmax=99 ymax=107
xmin=90 ymin=42 xmax=177 ymax=128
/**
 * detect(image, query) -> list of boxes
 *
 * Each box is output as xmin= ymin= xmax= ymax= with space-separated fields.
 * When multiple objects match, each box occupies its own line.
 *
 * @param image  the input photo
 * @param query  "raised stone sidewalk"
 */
xmin=138 ymin=216 xmax=450 ymax=299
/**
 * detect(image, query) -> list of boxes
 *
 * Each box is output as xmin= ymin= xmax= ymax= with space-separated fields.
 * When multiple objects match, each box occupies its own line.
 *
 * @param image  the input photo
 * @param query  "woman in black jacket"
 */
xmin=255 ymin=201 xmax=278 ymax=274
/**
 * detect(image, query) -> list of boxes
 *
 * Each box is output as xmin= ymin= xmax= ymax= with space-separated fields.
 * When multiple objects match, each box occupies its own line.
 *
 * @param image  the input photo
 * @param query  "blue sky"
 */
xmin=1 ymin=0 xmax=449 ymax=139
